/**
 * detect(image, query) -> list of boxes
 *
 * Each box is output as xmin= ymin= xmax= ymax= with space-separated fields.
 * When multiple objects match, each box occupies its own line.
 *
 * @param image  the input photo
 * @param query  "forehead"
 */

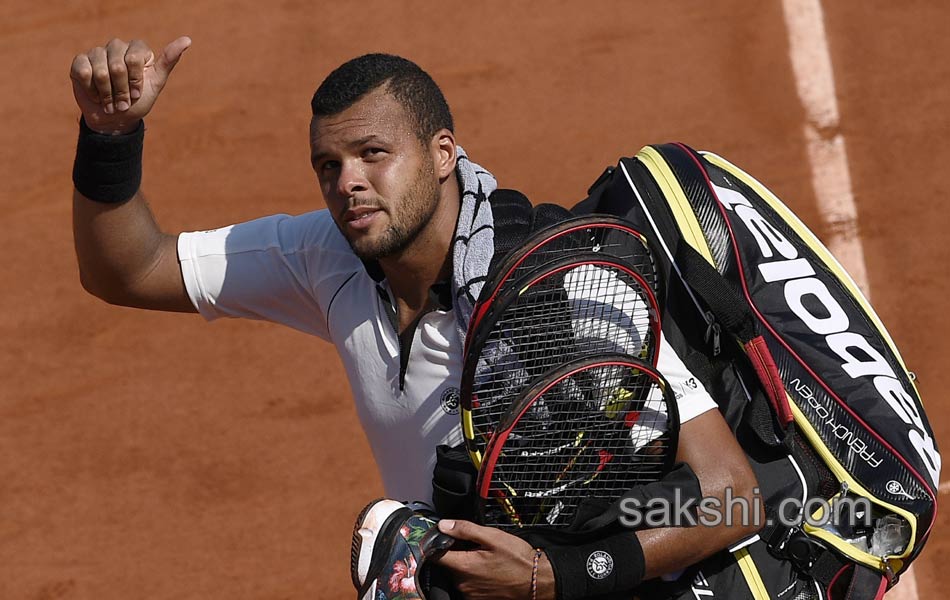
xmin=310 ymin=88 xmax=417 ymax=151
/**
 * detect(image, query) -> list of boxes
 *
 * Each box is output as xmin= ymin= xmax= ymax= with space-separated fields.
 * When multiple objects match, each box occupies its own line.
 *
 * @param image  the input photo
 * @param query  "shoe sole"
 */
xmin=350 ymin=498 xmax=413 ymax=597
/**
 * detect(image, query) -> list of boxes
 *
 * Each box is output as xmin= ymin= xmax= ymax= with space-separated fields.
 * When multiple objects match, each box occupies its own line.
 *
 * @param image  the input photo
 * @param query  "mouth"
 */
xmin=343 ymin=206 xmax=383 ymax=231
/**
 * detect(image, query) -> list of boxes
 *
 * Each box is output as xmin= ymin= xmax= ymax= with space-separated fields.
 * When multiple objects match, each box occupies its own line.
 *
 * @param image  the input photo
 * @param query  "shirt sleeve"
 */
xmin=177 ymin=210 xmax=360 ymax=340
xmin=560 ymin=263 xmax=717 ymax=423
xmin=656 ymin=330 xmax=718 ymax=423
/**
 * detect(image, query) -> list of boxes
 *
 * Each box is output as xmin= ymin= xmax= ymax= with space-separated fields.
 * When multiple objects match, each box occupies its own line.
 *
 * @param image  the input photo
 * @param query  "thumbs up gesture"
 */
xmin=70 ymin=36 xmax=191 ymax=135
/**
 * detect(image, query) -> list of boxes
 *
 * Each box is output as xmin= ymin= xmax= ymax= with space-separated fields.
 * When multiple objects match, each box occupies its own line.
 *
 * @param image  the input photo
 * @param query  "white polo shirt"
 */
xmin=177 ymin=209 xmax=716 ymax=502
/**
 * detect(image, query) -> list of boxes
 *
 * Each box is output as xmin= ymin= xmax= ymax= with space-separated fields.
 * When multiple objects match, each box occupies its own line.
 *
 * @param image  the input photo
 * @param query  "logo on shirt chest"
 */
xmin=440 ymin=387 xmax=461 ymax=415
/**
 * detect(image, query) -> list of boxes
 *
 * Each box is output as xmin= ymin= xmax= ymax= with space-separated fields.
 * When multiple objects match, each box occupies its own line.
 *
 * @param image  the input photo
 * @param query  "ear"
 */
xmin=431 ymin=129 xmax=457 ymax=181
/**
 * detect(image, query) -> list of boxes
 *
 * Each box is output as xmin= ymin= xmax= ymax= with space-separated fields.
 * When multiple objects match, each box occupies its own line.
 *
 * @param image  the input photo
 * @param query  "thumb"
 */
xmin=437 ymin=519 xmax=497 ymax=548
xmin=154 ymin=36 xmax=192 ymax=80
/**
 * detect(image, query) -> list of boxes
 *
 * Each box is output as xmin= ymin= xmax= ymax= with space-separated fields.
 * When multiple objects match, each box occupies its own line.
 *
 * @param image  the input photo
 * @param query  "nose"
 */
xmin=336 ymin=159 xmax=369 ymax=200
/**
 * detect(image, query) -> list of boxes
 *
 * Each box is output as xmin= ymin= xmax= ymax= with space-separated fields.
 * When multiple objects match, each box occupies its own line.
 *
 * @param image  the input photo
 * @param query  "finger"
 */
xmin=124 ymin=39 xmax=152 ymax=101
xmin=69 ymin=53 xmax=99 ymax=104
xmin=437 ymin=520 xmax=499 ymax=548
xmin=152 ymin=36 xmax=192 ymax=82
xmin=88 ymin=46 xmax=114 ymax=114
xmin=434 ymin=547 xmax=475 ymax=572
xmin=105 ymin=38 xmax=132 ymax=112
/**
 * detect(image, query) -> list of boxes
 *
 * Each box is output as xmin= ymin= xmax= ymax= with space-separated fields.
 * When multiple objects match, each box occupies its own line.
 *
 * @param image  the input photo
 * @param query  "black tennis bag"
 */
xmin=573 ymin=143 xmax=940 ymax=600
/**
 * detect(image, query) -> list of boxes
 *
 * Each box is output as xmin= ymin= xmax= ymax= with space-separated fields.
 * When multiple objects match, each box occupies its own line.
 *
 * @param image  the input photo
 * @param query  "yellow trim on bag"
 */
xmin=733 ymin=548 xmax=771 ymax=600
xmin=700 ymin=152 xmax=915 ymax=387
xmin=636 ymin=146 xmax=717 ymax=266
xmin=683 ymin=151 xmax=919 ymax=574
xmin=790 ymin=401 xmax=917 ymax=571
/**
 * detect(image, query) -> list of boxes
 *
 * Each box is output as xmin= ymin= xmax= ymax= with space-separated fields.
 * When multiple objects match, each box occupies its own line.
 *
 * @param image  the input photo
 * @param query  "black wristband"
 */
xmin=544 ymin=531 xmax=645 ymax=600
xmin=72 ymin=116 xmax=145 ymax=204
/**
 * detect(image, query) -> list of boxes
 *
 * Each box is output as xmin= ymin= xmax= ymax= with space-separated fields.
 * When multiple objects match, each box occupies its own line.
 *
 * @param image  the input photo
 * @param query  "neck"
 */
xmin=379 ymin=174 xmax=460 ymax=314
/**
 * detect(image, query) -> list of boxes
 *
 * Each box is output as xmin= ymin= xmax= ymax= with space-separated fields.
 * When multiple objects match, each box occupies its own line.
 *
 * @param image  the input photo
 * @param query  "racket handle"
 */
xmin=419 ymin=530 xmax=458 ymax=561
xmin=419 ymin=529 xmax=479 ymax=560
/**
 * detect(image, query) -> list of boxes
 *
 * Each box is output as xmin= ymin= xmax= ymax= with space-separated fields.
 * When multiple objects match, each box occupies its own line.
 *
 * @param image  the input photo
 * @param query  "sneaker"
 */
xmin=350 ymin=498 xmax=453 ymax=600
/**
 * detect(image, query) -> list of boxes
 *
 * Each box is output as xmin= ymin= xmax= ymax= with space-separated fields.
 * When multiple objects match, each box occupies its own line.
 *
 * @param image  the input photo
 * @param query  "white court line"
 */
xmin=781 ymin=1 xmax=918 ymax=599
xmin=781 ymin=0 xmax=870 ymax=299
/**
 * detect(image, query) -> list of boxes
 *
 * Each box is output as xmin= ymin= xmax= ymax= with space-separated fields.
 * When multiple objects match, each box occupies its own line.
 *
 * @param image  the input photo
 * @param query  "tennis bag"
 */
xmin=573 ymin=143 xmax=940 ymax=600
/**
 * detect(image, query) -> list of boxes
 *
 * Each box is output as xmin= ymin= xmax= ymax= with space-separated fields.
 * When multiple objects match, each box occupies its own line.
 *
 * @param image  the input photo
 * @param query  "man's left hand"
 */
xmin=433 ymin=519 xmax=555 ymax=600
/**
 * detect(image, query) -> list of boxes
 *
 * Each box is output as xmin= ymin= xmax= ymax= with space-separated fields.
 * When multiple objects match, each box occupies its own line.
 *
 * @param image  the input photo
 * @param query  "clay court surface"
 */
xmin=2 ymin=1 xmax=948 ymax=598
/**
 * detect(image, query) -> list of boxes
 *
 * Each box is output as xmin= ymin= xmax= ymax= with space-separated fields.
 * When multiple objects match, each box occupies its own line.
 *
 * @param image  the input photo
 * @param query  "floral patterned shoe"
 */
xmin=350 ymin=498 xmax=456 ymax=600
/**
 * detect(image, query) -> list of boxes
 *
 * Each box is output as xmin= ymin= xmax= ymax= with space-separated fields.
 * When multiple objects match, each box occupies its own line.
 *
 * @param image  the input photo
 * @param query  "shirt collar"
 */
xmin=362 ymin=258 xmax=386 ymax=283
xmin=362 ymin=259 xmax=452 ymax=311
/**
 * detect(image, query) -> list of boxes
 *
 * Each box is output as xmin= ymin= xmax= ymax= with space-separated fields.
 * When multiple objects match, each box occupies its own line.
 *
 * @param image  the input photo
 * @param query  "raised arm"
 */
xmin=70 ymin=36 xmax=196 ymax=312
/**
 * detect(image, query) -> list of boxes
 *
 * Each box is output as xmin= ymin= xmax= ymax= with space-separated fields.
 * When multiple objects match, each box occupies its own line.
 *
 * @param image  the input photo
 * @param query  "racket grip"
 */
xmin=419 ymin=529 xmax=457 ymax=561
xmin=420 ymin=528 xmax=482 ymax=561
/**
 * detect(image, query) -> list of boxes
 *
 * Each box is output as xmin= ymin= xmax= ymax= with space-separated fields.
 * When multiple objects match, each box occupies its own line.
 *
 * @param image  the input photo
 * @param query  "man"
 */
xmin=70 ymin=36 xmax=761 ymax=599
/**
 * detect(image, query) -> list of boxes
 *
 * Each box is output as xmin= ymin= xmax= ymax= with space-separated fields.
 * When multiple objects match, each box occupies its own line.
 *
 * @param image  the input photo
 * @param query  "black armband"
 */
xmin=72 ymin=117 xmax=145 ymax=204
xmin=544 ymin=531 xmax=645 ymax=600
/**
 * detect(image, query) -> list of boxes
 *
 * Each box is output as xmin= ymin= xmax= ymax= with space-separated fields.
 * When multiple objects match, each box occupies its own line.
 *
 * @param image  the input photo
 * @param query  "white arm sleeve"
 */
xmin=656 ymin=330 xmax=718 ymax=423
xmin=177 ymin=210 xmax=361 ymax=340
xmin=562 ymin=263 xmax=717 ymax=424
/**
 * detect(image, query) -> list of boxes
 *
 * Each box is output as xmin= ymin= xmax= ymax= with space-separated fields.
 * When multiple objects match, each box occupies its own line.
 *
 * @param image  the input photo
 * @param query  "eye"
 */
xmin=363 ymin=147 xmax=387 ymax=160
xmin=319 ymin=159 xmax=341 ymax=173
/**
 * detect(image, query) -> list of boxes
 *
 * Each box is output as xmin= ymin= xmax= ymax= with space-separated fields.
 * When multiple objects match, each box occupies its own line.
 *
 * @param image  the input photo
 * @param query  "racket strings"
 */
xmin=485 ymin=361 xmax=673 ymax=529
xmin=494 ymin=226 xmax=658 ymax=301
xmin=470 ymin=263 xmax=657 ymax=453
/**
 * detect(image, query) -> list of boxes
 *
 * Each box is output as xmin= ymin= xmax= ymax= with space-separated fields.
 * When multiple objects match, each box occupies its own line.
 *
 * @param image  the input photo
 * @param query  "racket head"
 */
xmin=465 ymin=215 xmax=658 ymax=354
xmin=476 ymin=353 xmax=680 ymax=530
xmin=460 ymin=253 xmax=662 ymax=469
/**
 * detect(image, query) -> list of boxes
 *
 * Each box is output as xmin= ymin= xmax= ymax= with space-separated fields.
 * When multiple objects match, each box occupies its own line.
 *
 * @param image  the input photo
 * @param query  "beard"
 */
xmin=345 ymin=161 xmax=442 ymax=262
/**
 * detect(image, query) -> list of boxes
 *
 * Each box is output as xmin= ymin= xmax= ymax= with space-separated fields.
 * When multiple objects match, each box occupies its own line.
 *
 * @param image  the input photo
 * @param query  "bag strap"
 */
xmin=486 ymin=189 xmax=573 ymax=271
xmin=811 ymin=552 xmax=889 ymax=600
xmin=656 ymin=144 xmax=794 ymax=429
xmin=487 ymin=189 xmax=534 ymax=273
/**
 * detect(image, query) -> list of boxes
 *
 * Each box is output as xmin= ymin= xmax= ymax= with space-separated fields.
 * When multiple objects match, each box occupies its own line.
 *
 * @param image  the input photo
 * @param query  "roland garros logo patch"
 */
xmin=586 ymin=550 xmax=613 ymax=580
xmin=440 ymin=387 xmax=460 ymax=415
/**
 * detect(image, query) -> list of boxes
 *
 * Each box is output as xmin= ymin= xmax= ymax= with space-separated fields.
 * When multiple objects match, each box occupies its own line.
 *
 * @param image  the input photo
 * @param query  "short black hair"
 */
xmin=311 ymin=53 xmax=454 ymax=142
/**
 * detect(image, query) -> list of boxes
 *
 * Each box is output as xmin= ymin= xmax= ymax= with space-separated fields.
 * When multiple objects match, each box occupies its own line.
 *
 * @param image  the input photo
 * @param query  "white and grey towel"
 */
xmin=451 ymin=145 xmax=497 ymax=345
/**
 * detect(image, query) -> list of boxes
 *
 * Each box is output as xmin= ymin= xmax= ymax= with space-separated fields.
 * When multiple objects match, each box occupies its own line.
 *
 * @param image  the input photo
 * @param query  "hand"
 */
xmin=69 ymin=36 xmax=191 ymax=134
xmin=433 ymin=520 xmax=555 ymax=600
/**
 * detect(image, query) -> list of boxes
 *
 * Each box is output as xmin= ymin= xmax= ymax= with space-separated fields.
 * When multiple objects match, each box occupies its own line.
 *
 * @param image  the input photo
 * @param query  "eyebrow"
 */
xmin=351 ymin=134 xmax=387 ymax=146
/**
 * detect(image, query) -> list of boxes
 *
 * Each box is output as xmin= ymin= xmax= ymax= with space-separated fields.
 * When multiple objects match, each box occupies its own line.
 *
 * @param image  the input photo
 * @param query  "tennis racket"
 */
xmin=465 ymin=215 xmax=658 ymax=351
xmin=460 ymin=252 xmax=662 ymax=469
xmin=476 ymin=353 xmax=679 ymax=529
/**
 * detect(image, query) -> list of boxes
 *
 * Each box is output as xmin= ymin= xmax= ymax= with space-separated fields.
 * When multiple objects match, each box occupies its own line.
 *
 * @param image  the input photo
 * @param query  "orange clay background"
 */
xmin=2 ymin=1 xmax=948 ymax=598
